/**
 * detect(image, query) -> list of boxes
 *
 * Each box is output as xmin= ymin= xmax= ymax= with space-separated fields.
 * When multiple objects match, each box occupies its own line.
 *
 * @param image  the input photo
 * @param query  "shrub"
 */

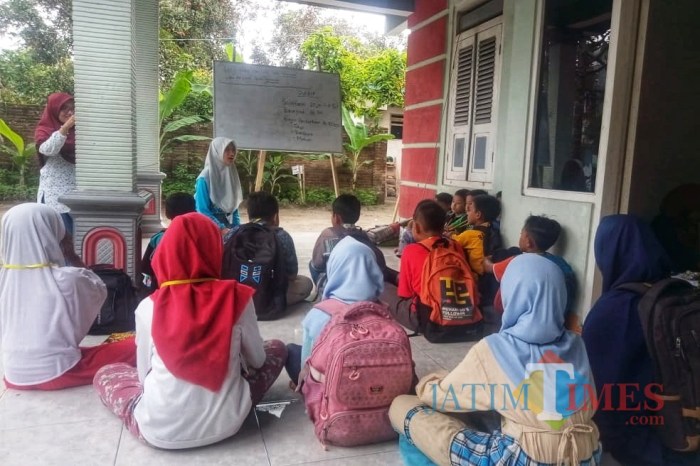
xmin=162 ymin=161 xmax=198 ymax=198
xmin=353 ymin=188 xmax=379 ymax=206
xmin=305 ymin=187 xmax=336 ymax=206
xmin=0 ymin=168 xmax=38 ymax=201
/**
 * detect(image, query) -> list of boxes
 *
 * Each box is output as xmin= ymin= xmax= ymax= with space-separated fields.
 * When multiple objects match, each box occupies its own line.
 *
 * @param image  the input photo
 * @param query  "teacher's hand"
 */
xmin=60 ymin=115 xmax=76 ymax=135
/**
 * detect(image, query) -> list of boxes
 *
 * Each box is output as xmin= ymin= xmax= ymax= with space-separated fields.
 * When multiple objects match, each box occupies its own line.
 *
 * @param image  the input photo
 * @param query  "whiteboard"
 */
xmin=214 ymin=62 xmax=343 ymax=153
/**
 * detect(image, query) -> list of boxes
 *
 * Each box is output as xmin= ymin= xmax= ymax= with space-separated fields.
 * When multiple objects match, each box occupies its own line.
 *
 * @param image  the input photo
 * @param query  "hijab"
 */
xmin=0 ymin=203 xmax=106 ymax=384
xmin=323 ymin=236 xmax=384 ymax=303
xmin=34 ymin=93 xmax=75 ymax=167
xmin=197 ymin=137 xmax=243 ymax=213
xmin=582 ymin=215 xmax=672 ymax=464
xmin=486 ymin=254 xmax=592 ymax=414
xmin=594 ymin=214 xmax=671 ymax=292
xmin=150 ymin=212 xmax=254 ymax=392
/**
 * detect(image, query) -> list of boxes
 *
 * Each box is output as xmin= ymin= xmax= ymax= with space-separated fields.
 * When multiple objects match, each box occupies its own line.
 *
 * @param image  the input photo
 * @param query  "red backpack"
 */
xmin=417 ymin=237 xmax=483 ymax=342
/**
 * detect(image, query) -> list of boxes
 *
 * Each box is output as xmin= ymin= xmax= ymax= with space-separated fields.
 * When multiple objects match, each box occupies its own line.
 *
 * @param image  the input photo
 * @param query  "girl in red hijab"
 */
xmin=94 ymin=212 xmax=287 ymax=449
xmin=34 ymin=92 xmax=82 ymax=265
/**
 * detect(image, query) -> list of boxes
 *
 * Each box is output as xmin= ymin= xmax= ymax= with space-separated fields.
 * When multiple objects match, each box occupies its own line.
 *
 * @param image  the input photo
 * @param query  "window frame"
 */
xmin=521 ymin=0 xmax=618 ymax=203
xmin=443 ymin=16 xmax=503 ymax=188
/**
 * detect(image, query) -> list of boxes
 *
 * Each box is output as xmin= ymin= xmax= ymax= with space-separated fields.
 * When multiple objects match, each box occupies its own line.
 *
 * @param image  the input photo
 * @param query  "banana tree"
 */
xmin=159 ymin=70 xmax=211 ymax=156
xmin=0 ymin=119 xmax=36 ymax=188
xmin=341 ymin=105 xmax=394 ymax=192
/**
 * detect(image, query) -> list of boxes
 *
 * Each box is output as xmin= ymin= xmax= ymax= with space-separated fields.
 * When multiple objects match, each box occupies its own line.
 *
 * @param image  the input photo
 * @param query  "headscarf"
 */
xmin=0 ymin=203 xmax=106 ymax=384
xmin=323 ymin=236 xmax=384 ymax=303
xmin=34 ymin=93 xmax=75 ymax=167
xmin=197 ymin=137 xmax=243 ymax=213
xmin=486 ymin=254 xmax=592 ymax=414
xmin=150 ymin=212 xmax=254 ymax=392
xmin=594 ymin=214 xmax=671 ymax=292
xmin=582 ymin=215 xmax=672 ymax=464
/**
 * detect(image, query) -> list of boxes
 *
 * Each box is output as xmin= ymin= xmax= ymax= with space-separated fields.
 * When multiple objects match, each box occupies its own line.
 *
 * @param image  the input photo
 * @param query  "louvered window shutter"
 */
xmin=446 ymin=33 xmax=475 ymax=181
xmin=445 ymin=19 xmax=502 ymax=184
xmin=469 ymin=24 xmax=501 ymax=182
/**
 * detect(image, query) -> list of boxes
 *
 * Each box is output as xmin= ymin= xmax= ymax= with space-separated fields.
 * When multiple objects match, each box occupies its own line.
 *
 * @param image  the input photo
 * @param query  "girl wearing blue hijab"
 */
xmin=285 ymin=236 xmax=384 ymax=385
xmin=390 ymin=254 xmax=601 ymax=465
xmin=583 ymin=215 xmax=699 ymax=466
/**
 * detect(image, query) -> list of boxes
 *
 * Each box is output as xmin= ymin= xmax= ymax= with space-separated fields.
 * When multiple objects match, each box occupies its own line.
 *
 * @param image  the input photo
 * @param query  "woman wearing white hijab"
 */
xmin=0 ymin=203 xmax=136 ymax=390
xmin=194 ymin=137 xmax=243 ymax=235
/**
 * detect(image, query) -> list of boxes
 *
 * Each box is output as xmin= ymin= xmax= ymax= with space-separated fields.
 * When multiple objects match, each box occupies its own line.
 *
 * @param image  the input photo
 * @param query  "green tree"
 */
xmin=159 ymin=71 xmax=211 ymax=157
xmin=0 ymin=0 xmax=72 ymax=64
xmin=341 ymin=105 xmax=394 ymax=192
xmin=301 ymin=28 xmax=406 ymax=121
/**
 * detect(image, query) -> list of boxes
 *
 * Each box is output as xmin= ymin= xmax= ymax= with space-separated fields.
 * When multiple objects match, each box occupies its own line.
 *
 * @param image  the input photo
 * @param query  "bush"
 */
xmin=162 ymin=161 xmax=198 ymax=198
xmin=353 ymin=188 xmax=379 ymax=206
xmin=305 ymin=187 xmax=336 ymax=205
xmin=0 ymin=168 xmax=38 ymax=201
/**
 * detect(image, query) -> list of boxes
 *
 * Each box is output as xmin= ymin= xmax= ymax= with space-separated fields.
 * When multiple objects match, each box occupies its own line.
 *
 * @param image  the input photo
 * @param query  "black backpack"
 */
xmin=617 ymin=279 xmax=700 ymax=452
xmin=88 ymin=265 xmax=139 ymax=335
xmin=222 ymin=223 xmax=288 ymax=321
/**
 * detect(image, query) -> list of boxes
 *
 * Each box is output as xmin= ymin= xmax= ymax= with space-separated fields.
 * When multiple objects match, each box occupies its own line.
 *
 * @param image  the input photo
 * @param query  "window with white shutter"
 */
xmin=445 ymin=17 xmax=502 ymax=185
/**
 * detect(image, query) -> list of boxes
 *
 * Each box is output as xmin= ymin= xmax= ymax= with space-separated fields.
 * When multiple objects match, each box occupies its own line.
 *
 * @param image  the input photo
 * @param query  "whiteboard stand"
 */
xmin=254 ymin=150 xmax=266 ymax=191
xmin=329 ymin=154 xmax=340 ymax=197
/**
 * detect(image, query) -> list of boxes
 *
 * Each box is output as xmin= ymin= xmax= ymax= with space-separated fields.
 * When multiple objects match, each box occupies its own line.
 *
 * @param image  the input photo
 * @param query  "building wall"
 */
xmin=625 ymin=0 xmax=700 ymax=220
xmin=398 ymin=0 xmax=603 ymax=315
xmin=397 ymin=0 xmax=449 ymax=217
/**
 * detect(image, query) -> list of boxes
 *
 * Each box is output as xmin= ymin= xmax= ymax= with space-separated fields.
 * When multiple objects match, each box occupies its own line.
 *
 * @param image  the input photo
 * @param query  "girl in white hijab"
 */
xmin=194 ymin=137 xmax=243 ymax=235
xmin=0 ymin=203 xmax=136 ymax=390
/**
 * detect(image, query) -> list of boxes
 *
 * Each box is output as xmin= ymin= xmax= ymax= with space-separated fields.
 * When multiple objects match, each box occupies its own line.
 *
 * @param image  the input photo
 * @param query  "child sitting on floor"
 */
xmin=381 ymin=200 xmax=448 ymax=332
xmin=285 ymin=236 xmax=384 ymax=386
xmin=444 ymin=189 xmax=471 ymax=235
xmin=141 ymin=192 xmax=196 ymax=295
xmin=486 ymin=215 xmax=576 ymax=316
xmin=397 ymin=192 xmax=454 ymax=257
xmin=452 ymin=194 xmax=502 ymax=276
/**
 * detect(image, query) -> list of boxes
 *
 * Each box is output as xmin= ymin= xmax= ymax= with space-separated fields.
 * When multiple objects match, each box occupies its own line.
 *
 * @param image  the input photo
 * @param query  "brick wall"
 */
xmin=1 ymin=104 xmax=387 ymax=198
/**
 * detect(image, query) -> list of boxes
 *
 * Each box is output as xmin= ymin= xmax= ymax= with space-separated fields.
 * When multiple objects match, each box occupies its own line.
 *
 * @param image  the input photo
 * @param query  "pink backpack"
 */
xmin=301 ymin=299 xmax=414 ymax=448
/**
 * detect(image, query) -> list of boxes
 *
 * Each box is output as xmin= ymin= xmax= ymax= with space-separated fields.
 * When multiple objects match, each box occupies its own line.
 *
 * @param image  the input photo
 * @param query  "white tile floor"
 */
xmin=0 ymin=211 xmax=623 ymax=466
xmin=0 ymin=223 xmax=484 ymax=466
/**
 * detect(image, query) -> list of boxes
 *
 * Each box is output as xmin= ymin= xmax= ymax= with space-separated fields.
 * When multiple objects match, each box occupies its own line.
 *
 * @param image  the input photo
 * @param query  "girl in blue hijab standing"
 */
xmin=583 ymin=215 xmax=699 ymax=466
xmin=285 ymin=236 xmax=384 ymax=385
xmin=389 ymin=254 xmax=601 ymax=465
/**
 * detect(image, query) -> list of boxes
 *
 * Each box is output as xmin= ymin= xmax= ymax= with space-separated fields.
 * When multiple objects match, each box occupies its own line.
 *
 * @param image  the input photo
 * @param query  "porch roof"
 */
xmin=275 ymin=0 xmax=415 ymax=33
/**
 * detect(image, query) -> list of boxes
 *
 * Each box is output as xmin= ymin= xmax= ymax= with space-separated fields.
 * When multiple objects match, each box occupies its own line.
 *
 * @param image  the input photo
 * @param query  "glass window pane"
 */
xmin=473 ymin=135 xmax=487 ymax=170
xmin=454 ymin=137 xmax=465 ymax=168
xmin=529 ymin=0 xmax=612 ymax=193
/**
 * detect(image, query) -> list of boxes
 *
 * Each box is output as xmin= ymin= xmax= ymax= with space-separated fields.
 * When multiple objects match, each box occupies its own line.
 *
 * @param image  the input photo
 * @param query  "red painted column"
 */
xmin=399 ymin=0 xmax=449 ymax=218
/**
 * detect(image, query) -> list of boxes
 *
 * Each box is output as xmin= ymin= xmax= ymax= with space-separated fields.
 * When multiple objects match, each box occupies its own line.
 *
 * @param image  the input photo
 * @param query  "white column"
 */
xmin=134 ymin=0 xmax=165 ymax=234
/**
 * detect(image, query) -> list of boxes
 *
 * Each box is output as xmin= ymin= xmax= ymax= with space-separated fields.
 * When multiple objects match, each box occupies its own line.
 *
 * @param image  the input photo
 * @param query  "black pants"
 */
xmin=380 ymin=283 xmax=420 ymax=332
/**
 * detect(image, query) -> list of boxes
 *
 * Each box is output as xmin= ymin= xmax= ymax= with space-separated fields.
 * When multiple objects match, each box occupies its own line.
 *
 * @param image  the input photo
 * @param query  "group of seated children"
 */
xmin=6 ymin=199 xmax=697 ymax=465
xmin=0 ymin=201 xmax=603 ymax=463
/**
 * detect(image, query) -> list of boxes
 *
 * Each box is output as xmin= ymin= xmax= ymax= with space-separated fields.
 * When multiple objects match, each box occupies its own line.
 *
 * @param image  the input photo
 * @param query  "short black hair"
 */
xmin=247 ymin=191 xmax=279 ymax=221
xmin=523 ymin=215 xmax=562 ymax=251
xmin=454 ymin=189 xmax=470 ymax=200
xmin=471 ymin=194 xmax=501 ymax=222
xmin=332 ymin=194 xmax=361 ymax=224
xmin=435 ymin=192 xmax=453 ymax=207
xmin=165 ymin=193 xmax=196 ymax=220
xmin=413 ymin=200 xmax=446 ymax=234
xmin=467 ymin=189 xmax=488 ymax=198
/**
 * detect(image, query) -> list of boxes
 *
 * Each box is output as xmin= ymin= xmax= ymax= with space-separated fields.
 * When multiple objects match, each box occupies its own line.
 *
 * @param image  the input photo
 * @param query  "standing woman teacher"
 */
xmin=34 ymin=92 xmax=82 ymax=266
xmin=194 ymin=137 xmax=242 ymax=235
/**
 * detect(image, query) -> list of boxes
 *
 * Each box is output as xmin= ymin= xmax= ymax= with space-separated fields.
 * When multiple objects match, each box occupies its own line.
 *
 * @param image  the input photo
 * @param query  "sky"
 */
xmin=0 ymin=0 xmax=390 ymax=55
